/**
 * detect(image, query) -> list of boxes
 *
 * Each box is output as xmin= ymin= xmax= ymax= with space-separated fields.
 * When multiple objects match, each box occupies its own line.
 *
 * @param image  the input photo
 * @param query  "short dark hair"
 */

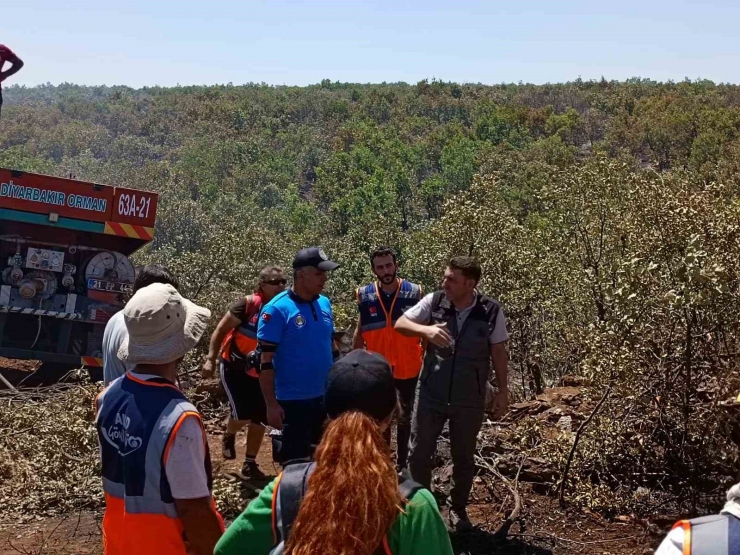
xmin=448 ymin=256 xmax=481 ymax=284
xmin=370 ymin=246 xmax=397 ymax=268
xmin=133 ymin=264 xmax=179 ymax=294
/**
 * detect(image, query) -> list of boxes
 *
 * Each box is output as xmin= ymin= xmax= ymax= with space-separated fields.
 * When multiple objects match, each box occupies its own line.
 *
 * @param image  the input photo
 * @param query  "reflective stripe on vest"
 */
xmin=673 ymin=513 xmax=740 ymax=555
xmin=96 ymin=374 xmax=218 ymax=554
xmin=357 ymin=279 xmax=423 ymax=380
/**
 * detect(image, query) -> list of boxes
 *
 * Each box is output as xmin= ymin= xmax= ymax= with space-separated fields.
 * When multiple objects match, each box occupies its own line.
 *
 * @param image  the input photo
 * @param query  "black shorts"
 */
xmin=219 ymin=359 xmax=267 ymax=424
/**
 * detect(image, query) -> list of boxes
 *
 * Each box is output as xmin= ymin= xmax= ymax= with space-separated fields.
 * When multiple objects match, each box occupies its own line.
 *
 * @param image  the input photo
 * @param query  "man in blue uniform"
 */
xmin=257 ymin=247 xmax=341 ymax=465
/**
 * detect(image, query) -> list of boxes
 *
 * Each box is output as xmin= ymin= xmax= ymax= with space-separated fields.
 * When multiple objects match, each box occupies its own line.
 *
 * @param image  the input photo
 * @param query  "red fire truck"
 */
xmin=0 ymin=168 xmax=158 ymax=370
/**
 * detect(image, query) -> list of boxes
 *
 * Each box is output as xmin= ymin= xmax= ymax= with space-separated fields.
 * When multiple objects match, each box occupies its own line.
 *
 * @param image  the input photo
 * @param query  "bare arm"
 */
xmin=259 ymin=346 xmax=284 ymax=429
xmin=394 ymin=314 xmax=430 ymax=339
xmin=175 ymin=497 xmax=223 ymax=555
xmin=0 ymin=57 xmax=23 ymax=82
xmin=395 ymin=315 xmax=452 ymax=347
xmin=352 ymin=315 xmax=365 ymax=350
xmin=202 ymin=311 xmax=240 ymax=378
xmin=258 ymin=352 xmax=277 ymax=406
xmin=490 ymin=342 xmax=510 ymax=419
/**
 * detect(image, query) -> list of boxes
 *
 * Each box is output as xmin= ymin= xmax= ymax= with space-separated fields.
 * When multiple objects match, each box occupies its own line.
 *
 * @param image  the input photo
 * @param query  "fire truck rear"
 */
xmin=0 ymin=168 xmax=158 ymax=369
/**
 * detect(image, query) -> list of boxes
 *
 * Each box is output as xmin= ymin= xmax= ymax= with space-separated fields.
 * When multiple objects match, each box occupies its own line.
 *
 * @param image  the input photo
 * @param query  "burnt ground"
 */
xmin=0 ymin=425 xmax=664 ymax=555
xmin=0 ymin=485 xmax=662 ymax=555
xmin=0 ymin=377 xmax=668 ymax=554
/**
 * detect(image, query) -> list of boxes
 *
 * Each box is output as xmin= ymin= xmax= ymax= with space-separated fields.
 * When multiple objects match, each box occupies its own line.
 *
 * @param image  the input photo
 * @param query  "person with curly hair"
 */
xmin=214 ymin=349 xmax=453 ymax=555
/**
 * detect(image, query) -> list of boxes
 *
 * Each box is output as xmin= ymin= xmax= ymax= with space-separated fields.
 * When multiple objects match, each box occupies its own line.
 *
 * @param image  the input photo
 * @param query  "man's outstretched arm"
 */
xmin=395 ymin=315 xmax=452 ymax=348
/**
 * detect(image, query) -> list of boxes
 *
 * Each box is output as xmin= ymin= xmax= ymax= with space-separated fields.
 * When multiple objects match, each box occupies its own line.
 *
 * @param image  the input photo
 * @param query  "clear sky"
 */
xmin=3 ymin=0 xmax=739 ymax=88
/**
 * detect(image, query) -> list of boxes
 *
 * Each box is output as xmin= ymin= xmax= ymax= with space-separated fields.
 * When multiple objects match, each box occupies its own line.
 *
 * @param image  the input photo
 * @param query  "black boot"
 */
xmin=241 ymin=457 xmax=266 ymax=480
xmin=222 ymin=433 xmax=236 ymax=460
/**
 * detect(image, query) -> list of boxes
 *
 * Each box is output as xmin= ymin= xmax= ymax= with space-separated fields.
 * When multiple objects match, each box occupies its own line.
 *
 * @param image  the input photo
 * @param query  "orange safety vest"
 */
xmin=356 ymin=279 xmax=423 ymax=380
xmin=220 ymin=293 xmax=262 ymax=378
xmin=95 ymin=374 xmax=224 ymax=555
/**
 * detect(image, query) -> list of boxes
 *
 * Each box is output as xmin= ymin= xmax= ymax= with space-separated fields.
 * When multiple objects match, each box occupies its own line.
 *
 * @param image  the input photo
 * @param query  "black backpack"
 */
xmin=269 ymin=462 xmax=423 ymax=555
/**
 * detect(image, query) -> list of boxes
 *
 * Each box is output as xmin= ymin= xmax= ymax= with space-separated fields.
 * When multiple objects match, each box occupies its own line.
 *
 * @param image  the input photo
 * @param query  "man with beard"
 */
xmin=352 ymin=246 xmax=423 ymax=472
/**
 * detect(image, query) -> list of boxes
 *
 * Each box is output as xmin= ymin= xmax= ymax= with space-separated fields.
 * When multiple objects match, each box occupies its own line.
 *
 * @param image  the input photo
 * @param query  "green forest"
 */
xmin=3 ymin=78 xmax=740 ymax=516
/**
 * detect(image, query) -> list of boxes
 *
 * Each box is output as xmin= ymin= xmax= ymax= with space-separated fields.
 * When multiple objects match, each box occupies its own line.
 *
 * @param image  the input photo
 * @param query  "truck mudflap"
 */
xmin=103 ymin=222 xmax=154 ymax=241
xmin=81 ymin=356 xmax=103 ymax=367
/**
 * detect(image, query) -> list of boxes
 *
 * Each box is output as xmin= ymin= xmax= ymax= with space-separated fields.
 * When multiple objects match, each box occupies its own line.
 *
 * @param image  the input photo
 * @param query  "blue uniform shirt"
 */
xmin=257 ymin=289 xmax=335 ymax=401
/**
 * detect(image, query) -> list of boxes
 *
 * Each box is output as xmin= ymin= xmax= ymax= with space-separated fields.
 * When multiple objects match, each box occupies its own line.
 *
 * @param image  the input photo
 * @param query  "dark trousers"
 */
xmin=277 ymin=396 xmax=325 ymax=466
xmin=383 ymin=376 xmax=418 ymax=469
xmin=408 ymin=398 xmax=485 ymax=510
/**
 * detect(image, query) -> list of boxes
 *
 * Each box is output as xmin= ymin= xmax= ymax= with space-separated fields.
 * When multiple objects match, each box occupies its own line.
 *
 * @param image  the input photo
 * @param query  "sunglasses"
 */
xmin=264 ymin=279 xmax=287 ymax=286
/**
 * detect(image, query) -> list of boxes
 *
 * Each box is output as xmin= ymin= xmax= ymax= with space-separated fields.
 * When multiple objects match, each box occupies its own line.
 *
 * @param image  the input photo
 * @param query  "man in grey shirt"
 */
xmin=102 ymin=265 xmax=180 ymax=385
xmin=395 ymin=256 xmax=509 ymax=532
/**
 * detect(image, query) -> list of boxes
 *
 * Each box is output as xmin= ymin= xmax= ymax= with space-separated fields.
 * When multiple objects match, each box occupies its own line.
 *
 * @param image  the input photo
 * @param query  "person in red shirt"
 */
xmin=0 ymin=45 xmax=24 ymax=118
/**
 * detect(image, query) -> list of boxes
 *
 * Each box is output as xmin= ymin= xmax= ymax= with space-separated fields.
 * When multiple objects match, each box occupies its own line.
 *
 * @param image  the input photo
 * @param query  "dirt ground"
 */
xmin=0 ymin=424 xmax=666 ymax=555
xmin=0 ymin=357 xmax=41 ymax=373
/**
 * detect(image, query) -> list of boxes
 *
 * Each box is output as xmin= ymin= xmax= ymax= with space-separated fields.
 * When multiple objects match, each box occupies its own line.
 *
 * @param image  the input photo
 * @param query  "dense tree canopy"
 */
xmin=3 ymin=78 xmax=740 ymax=514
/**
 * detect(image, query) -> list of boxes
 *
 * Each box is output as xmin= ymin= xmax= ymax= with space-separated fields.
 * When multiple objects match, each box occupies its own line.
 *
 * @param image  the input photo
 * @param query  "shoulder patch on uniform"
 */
xmin=262 ymin=313 xmax=271 ymax=322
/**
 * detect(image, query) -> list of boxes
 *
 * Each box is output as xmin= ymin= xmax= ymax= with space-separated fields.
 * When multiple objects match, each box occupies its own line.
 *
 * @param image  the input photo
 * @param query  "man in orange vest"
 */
xmin=95 ymin=283 xmax=224 ymax=555
xmin=353 ymin=246 xmax=423 ymax=472
xmin=202 ymin=266 xmax=286 ymax=478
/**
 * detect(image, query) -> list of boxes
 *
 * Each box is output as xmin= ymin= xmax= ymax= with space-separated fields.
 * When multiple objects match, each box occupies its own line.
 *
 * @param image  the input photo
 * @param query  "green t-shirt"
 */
xmin=215 ymin=477 xmax=454 ymax=555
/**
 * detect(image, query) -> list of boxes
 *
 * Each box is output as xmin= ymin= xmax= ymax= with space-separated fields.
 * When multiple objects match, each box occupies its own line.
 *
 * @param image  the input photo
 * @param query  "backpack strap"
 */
xmin=398 ymin=475 xmax=423 ymax=502
xmin=377 ymin=476 xmax=424 ymax=555
xmin=270 ymin=465 xmax=423 ymax=555
xmin=271 ymin=462 xmax=315 ymax=549
xmin=246 ymin=293 xmax=262 ymax=319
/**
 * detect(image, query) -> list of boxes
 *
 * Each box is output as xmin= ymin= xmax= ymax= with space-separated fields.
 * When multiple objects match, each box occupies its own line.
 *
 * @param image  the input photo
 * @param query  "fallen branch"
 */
xmin=558 ymin=384 xmax=612 ymax=508
xmin=0 ymin=371 xmax=17 ymax=392
xmin=510 ymin=532 xmax=641 ymax=546
xmin=475 ymin=455 xmax=523 ymax=539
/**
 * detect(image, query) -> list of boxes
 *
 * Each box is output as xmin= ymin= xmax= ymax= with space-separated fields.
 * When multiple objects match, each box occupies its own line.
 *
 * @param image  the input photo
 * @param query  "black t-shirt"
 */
xmin=229 ymin=297 xmax=250 ymax=324
xmin=379 ymin=288 xmax=395 ymax=313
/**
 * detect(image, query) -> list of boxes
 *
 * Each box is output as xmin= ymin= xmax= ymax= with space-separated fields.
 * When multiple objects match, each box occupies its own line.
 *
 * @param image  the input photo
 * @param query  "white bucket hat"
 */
xmin=117 ymin=282 xmax=211 ymax=365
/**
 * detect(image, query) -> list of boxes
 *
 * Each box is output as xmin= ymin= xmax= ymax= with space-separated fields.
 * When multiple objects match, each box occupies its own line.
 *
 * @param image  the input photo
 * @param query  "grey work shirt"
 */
xmin=403 ymin=292 xmax=509 ymax=344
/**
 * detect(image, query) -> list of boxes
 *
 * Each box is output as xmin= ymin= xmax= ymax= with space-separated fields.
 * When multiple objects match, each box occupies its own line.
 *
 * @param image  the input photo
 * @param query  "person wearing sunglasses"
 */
xmin=202 ymin=265 xmax=287 ymax=479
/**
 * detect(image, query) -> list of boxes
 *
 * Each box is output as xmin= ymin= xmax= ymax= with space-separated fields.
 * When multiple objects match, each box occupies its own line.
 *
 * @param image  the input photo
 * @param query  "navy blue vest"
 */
xmin=357 ymin=280 xmax=422 ymax=333
xmin=95 ymin=374 xmax=213 ymax=515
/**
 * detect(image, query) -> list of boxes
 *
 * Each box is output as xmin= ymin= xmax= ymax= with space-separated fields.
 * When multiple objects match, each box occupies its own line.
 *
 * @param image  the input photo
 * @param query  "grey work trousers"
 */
xmin=408 ymin=398 xmax=485 ymax=510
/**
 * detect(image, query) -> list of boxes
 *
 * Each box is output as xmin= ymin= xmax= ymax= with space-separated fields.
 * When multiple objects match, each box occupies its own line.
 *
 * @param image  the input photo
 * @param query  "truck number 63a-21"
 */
xmin=117 ymin=193 xmax=152 ymax=219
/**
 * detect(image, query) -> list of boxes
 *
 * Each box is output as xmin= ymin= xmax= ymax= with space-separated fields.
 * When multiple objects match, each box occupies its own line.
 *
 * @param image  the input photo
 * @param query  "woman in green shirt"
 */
xmin=215 ymin=349 xmax=454 ymax=555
